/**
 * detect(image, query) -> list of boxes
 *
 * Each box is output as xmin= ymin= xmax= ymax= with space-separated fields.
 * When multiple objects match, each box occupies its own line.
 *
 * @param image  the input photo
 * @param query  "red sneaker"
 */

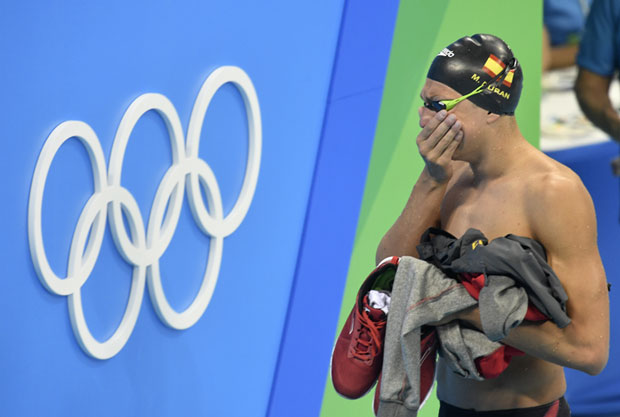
xmin=331 ymin=257 xmax=398 ymax=399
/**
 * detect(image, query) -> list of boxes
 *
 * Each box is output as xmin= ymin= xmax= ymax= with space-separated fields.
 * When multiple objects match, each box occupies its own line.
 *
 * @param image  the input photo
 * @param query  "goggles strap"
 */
xmin=441 ymin=58 xmax=514 ymax=111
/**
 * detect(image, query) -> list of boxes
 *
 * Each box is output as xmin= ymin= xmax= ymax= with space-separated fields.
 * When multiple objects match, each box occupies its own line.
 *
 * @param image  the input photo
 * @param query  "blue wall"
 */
xmin=0 ymin=2 xmax=345 ymax=416
xmin=267 ymin=1 xmax=399 ymax=416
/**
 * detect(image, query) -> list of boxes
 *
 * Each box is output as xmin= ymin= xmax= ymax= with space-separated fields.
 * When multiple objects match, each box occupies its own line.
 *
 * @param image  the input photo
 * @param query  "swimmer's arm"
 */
xmin=376 ymin=110 xmax=463 ymax=263
xmin=463 ymin=175 xmax=610 ymax=375
xmin=575 ymin=68 xmax=620 ymax=142
xmin=376 ymin=167 xmax=448 ymax=262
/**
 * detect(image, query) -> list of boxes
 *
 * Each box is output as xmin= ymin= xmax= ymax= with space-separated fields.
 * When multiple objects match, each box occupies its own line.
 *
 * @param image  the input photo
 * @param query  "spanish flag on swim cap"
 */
xmin=482 ymin=54 xmax=516 ymax=87
xmin=482 ymin=54 xmax=505 ymax=78
xmin=427 ymin=34 xmax=523 ymax=115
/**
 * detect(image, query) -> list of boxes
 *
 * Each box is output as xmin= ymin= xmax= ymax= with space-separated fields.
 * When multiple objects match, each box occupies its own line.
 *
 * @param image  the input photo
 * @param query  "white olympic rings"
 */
xmin=27 ymin=66 xmax=262 ymax=360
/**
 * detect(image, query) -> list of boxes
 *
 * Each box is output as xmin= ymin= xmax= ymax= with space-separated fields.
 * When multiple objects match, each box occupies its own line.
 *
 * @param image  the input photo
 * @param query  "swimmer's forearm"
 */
xmin=375 ymin=168 xmax=446 ymax=263
xmin=458 ymin=307 xmax=608 ymax=375
xmin=376 ymin=109 xmax=463 ymax=263
xmin=501 ymin=320 xmax=608 ymax=376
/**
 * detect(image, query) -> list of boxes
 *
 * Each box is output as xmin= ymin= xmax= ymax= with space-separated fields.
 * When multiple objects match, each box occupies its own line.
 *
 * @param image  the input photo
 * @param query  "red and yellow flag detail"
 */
xmin=482 ymin=54 xmax=505 ymax=78
xmin=502 ymin=69 xmax=515 ymax=87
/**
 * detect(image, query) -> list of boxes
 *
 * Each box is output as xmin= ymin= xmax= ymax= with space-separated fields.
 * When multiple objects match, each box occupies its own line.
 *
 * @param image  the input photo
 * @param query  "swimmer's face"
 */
xmin=419 ymin=78 xmax=489 ymax=160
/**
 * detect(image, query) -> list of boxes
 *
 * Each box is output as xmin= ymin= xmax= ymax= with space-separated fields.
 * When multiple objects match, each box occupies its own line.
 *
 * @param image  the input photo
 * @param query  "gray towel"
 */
xmin=377 ymin=257 xmax=528 ymax=417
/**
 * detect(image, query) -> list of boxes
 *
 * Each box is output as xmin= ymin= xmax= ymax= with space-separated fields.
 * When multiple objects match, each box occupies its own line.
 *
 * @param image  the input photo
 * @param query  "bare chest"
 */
xmin=440 ymin=181 xmax=533 ymax=241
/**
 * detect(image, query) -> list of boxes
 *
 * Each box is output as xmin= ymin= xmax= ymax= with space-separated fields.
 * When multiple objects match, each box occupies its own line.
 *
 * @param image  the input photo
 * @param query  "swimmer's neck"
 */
xmin=467 ymin=132 xmax=533 ymax=184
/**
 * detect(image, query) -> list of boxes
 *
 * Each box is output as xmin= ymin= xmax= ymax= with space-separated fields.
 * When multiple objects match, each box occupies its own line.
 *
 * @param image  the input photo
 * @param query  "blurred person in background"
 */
xmin=575 ymin=0 xmax=620 ymax=147
xmin=543 ymin=0 xmax=591 ymax=71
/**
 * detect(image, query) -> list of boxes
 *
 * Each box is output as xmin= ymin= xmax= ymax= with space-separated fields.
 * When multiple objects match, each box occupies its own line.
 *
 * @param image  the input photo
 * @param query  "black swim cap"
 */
xmin=427 ymin=34 xmax=523 ymax=115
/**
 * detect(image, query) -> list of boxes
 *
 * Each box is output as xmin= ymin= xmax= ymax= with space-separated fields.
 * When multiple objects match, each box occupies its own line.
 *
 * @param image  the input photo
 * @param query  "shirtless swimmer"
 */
xmin=376 ymin=34 xmax=610 ymax=416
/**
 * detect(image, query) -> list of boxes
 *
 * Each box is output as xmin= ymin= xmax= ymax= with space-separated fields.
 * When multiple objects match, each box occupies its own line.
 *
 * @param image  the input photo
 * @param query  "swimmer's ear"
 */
xmin=486 ymin=112 xmax=501 ymax=124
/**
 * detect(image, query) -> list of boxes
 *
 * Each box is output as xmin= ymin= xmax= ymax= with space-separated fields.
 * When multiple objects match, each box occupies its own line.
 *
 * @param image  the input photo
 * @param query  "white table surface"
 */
xmin=540 ymin=66 xmax=618 ymax=152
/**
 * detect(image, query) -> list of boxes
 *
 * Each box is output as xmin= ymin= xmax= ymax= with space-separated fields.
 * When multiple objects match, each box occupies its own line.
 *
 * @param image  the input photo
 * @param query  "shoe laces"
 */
xmin=351 ymin=296 xmax=386 ymax=362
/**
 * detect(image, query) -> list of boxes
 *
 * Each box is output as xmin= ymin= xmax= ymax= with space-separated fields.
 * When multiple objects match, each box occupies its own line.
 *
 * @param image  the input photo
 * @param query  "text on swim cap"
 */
xmin=470 ymin=73 xmax=510 ymax=100
xmin=438 ymin=48 xmax=455 ymax=58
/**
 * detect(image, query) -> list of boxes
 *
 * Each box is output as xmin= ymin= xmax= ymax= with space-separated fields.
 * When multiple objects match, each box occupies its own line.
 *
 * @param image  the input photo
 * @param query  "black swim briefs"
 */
xmin=439 ymin=397 xmax=570 ymax=417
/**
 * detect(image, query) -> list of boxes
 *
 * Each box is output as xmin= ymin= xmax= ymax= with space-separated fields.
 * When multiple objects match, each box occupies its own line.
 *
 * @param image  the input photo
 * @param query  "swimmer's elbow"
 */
xmin=577 ymin=343 xmax=609 ymax=376
xmin=586 ymin=363 xmax=606 ymax=376
xmin=584 ymin=346 xmax=609 ymax=376
xmin=582 ymin=359 xmax=606 ymax=376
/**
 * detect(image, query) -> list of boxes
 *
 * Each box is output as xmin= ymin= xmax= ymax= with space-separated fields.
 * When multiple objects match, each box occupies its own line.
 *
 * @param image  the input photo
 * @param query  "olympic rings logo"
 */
xmin=27 ymin=66 xmax=261 ymax=360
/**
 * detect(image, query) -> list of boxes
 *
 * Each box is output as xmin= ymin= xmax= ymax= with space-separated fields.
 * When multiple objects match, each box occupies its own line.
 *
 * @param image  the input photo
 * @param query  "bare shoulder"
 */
xmin=524 ymin=155 xmax=591 ymax=210
xmin=522 ymin=153 xmax=597 ymax=252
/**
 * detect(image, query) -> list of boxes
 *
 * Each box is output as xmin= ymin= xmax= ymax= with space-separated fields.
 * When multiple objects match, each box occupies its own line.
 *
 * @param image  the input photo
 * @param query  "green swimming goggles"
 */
xmin=423 ymin=59 xmax=514 ymax=112
xmin=423 ymin=82 xmax=488 ymax=112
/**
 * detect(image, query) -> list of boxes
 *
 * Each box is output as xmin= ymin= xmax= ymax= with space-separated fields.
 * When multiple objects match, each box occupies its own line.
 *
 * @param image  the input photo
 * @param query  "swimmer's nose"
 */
xmin=419 ymin=106 xmax=433 ymax=128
